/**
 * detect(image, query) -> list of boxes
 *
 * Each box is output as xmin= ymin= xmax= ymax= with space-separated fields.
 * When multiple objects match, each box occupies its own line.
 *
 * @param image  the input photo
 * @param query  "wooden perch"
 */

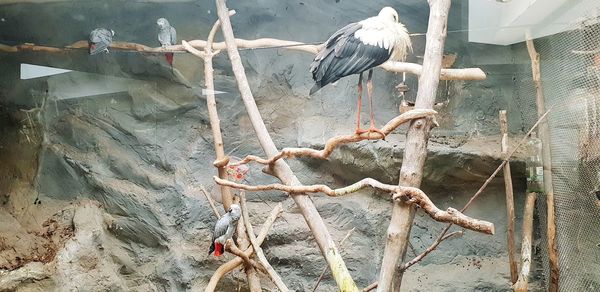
xmin=229 ymin=109 xmax=437 ymax=167
xmin=500 ymin=110 xmax=518 ymax=284
xmin=214 ymin=176 xmax=495 ymax=235
xmin=205 ymin=203 xmax=283 ymax=292
xmin=239 ymin=192 xmax=289 ymax=291
xmin=513 ymin=192 xmax=537 ymax=292
xmin=1 ymin=43 xmax=485 ymax=82
xmin=215 ymin=1 xmax=359 ymax=290
xmin=526 ymin=36 xmax=559 ymax=292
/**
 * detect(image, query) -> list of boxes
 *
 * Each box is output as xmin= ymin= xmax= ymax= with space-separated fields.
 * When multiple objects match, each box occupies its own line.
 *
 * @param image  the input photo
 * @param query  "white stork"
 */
xmin=310 ymin=7 xmax=412 ymax=137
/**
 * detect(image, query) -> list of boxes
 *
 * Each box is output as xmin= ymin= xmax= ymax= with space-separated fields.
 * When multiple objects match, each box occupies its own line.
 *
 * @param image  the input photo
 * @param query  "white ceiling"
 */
xmin=469 ymin=0 xmax=600 ymax=45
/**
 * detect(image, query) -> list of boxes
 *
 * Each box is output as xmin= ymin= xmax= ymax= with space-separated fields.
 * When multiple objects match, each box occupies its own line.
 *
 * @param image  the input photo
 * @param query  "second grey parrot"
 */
xmin=208 ymin=204 xmax=241 ymax=256
xmin=89 ymin=28 xmax=114 ymax=55
xmin=157 ymin=18 xmax=177 ymax=65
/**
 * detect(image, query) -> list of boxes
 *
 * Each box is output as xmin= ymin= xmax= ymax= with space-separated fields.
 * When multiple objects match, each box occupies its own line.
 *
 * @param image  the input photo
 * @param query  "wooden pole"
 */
xmin=526 ymin=37 xmax=559 ymax=292
xmin=513 ymin=192 xmax=537 ymax=292
xmin=500 ymin=110 xmax=518 ymax=284
xmin=215 ymin=1 xmax=358 ymax=291
xmin=377 ymin=0 xmax=452 ymax=291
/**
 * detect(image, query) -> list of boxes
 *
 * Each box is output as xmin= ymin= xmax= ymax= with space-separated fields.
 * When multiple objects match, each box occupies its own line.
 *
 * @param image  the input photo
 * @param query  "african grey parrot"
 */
xmin=209 ymin=204 xmax=241 ymax=256
xmin=88 ymin=28 xmax=114 ymax=55
xmin=157 ymin=18 xmax=177 ymax=66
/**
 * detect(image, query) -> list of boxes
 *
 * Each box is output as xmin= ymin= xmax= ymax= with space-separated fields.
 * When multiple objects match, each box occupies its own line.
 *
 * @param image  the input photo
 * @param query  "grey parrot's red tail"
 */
xmin=208 ymin=241 xmax=224 ymax=256
xmin=165 ymin=53 xmax=174 ymax=66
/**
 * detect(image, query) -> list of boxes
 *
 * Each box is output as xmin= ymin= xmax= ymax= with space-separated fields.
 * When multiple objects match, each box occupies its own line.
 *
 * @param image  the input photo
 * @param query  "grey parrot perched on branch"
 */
xmin=157 ymin=18 xmax=177 ymax=66
xmin=88 ymin=28 xmax=115 ymax=55
xmin=209 ymin=204 xmax=241 ymax=256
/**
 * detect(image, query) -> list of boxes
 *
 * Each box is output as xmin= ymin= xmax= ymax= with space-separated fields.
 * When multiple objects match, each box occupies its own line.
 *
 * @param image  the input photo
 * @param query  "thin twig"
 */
xmin=229 ymin=109 xmax=437 ymax=167
xmin=214 ymin=176 xmax=494 ymax=235
xmin=312 ymin=227 xmax=356 ymax=292
xmin=400 ymin=231 xmax=462 ymax=271
xmin=200 ymin=185 xmax=221 ymax=219
xmin=239 ymin=192 xmax=289 ymax=291
xmin=205 ymin=203 xmax=283 ymax=292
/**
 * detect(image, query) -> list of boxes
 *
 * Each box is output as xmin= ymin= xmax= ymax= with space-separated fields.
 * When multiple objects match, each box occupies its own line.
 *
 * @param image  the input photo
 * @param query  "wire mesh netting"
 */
xmin=524 ymin=9 xmax=600 ymax=291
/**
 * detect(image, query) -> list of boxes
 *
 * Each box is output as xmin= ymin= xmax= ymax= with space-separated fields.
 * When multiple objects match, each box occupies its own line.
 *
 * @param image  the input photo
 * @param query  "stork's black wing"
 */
xmin=310 ymin=23 xmax=391 ymax=95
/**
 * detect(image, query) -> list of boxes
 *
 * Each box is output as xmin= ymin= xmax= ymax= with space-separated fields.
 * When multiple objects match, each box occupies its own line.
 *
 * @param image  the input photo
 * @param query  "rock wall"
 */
xmin=0 ymin=1 xmax=544 ymax=291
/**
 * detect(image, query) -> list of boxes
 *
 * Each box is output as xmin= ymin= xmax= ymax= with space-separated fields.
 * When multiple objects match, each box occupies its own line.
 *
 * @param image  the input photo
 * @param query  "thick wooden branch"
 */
xmin=513 ymin=192 xmax=537 ymax=292
xmin=239 ymin=192 xmax=289 ymax=291
xmin=214 ymin=176 xmax=495 ymax=235
xmin=312 ymin=228 xmax=355 ymax=292
xmin=1 ymin=43 xmax=485 ymax=81
xmin=215 ymin=1 xmax=359 ymax=291
xmin=526 ymin=37 xmax=559 ymax=292
xmin=204 ymin=203 xmax=283 ymax=292
xmin=229 ymin=109 xmax=437 ymax=167
xmin=378 ymin=1 xmax=452 ymax=290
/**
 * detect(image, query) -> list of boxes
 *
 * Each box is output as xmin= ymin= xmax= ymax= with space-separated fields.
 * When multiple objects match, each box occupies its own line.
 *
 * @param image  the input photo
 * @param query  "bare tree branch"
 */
xmin=239 ymin=192 xmax=289 ymax=291
xmin=204 ymin=203 xmax=283 ymax=292
xmin=1 ymin=43 xmax=485 ymax=81
xmin=229 ymin=109 xmax=437 ymax=167
xmin=214 ymin=176 xmax=495 ymax=235
xmin=399 ymin=105 xmax=555 ymax=274
xmin=378 ymin=1 xmax=452 ymax=290
xmin=215 ymin=1 xmax=359 ymax=290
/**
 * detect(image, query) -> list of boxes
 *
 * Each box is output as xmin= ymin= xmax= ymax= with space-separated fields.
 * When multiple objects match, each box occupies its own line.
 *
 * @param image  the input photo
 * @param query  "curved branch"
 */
xmin=214 ymin=176 xmax=495 ymax=235
xmin=229 ymin=109 xmax=437 ymax=167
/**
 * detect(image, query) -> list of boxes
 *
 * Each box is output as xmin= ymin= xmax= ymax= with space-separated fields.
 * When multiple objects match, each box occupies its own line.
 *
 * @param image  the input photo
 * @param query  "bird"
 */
xmin=208 ymin=204 xmax=241 ymax=256
xmin=88 ymin=28 xmax=115 ymax=55
xmin=157 ymin=18 xmax=177 ymax=66
xmin=309 ymin=7 xmax=412 ymax=137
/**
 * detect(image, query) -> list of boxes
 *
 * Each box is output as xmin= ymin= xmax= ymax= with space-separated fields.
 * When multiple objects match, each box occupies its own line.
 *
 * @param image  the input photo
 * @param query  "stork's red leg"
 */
xmin=366 ymin=69 xmax=386 ymax=139
xmin=354 ymin=72 xmax=364 ymax=134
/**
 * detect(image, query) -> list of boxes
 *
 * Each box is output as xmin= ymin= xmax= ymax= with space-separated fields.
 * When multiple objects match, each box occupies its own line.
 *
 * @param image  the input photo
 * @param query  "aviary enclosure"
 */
xmin=0 ymin=0 xmax=598 ymax=291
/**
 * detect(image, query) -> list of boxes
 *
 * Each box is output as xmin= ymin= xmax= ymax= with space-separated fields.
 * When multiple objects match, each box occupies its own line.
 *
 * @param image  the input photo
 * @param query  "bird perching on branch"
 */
xmin=209 ymin=204 xmax=241 ymax=256
xmin=310 ymin=7 xmax=412 ymax=137
xmin=157 ymin=18 xmax=177 ymax=66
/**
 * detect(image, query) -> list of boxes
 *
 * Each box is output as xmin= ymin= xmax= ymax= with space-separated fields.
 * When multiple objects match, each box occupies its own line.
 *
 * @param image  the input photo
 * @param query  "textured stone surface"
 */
xmin=0 ymin=1 xmax=544 ymax=291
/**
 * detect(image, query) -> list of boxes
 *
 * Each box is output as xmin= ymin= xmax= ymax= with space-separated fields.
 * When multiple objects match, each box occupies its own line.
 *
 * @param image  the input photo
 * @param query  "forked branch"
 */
xmin=214 ymin=176 xmax=495 ymax=235
xmin=228 ymin=109 xmax=437 ymax=167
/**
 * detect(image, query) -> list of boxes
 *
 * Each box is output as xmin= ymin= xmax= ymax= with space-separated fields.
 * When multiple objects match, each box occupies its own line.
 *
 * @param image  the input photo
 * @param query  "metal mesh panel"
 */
xmin=529 ymin=9 xmax=600 ymax=291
